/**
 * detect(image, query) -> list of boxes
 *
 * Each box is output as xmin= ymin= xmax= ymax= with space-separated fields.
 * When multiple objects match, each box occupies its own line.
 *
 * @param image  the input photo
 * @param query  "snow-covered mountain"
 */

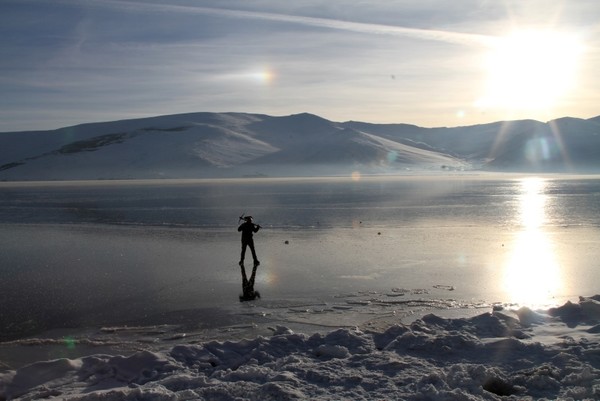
xmin=0 ymin=112 xmax=599 ymax=180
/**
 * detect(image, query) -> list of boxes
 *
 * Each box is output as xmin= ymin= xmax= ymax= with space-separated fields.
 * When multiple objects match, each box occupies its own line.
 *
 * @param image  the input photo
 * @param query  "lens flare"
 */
xmin=64 ymin=337 xmax=76 ymax=350
xmin=256 ymin=258 xmax=279 ymax=286
xmin=386 ymin=151 xmax=398 ymax=163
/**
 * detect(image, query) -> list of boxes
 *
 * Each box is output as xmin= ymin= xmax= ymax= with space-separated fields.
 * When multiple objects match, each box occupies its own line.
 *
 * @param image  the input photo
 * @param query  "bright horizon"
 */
xmin=1 ymin=0 xmax=599 ymax=132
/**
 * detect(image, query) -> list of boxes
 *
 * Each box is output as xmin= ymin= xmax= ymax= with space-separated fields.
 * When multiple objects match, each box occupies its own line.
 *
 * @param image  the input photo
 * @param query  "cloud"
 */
xmin=93 ymin=0 xmax=495 ymax=47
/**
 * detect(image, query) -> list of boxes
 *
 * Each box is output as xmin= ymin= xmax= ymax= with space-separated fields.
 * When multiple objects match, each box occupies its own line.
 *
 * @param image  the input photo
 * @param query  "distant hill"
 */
xmin=0 ymin=112 xmax=598 ymax=180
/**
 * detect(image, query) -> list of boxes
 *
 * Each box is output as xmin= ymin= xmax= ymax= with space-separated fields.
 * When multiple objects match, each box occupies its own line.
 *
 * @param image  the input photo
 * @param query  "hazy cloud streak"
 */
xmin=96 ymin=0 xmax=495 ymax=47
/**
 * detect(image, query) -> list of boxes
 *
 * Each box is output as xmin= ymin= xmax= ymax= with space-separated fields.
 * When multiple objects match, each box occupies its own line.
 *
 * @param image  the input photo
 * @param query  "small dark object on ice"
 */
xmin=284 ymin=240 xmax=289 ymax=244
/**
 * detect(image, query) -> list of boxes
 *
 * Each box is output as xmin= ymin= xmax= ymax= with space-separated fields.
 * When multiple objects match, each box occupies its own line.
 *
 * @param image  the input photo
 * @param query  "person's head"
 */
xmin=244 ymin=216 xmax=253 ymax=223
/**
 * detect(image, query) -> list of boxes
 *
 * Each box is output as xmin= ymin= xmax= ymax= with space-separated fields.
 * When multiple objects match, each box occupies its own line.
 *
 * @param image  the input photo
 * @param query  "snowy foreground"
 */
xmin=2 ymin=297 xmax=600 ymax=401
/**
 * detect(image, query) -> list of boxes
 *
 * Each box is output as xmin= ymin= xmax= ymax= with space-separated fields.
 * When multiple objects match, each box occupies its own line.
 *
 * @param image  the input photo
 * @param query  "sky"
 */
xmin=1 ymin=0 xmax=600 ymax=132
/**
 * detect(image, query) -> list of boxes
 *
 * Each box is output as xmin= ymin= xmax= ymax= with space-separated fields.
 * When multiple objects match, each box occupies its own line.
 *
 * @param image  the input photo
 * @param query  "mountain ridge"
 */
xmin=1 ymin=112 xmax=599 ymax=180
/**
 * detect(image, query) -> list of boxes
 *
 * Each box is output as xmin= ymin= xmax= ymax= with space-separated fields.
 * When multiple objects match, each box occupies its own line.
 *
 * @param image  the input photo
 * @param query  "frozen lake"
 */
xmin=1 ymin=174 xmax=600 ymax=366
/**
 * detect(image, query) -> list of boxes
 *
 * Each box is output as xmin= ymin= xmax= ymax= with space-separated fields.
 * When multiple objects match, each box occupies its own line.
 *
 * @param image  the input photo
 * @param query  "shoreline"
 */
xmin=0 ymin=289 xmax=579 ymax=372
xmin=2 ymin=171 xmax=600 ymax=188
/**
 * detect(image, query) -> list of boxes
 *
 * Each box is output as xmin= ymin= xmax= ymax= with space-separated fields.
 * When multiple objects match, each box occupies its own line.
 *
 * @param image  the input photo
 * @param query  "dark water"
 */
xmin=1 ymin=175 xmax=600 ymax=341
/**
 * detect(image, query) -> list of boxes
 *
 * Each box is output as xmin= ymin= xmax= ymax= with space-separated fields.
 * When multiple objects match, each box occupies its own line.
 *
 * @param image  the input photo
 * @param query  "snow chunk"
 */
xmin=313 ymin=344 xmax=349 ymax=359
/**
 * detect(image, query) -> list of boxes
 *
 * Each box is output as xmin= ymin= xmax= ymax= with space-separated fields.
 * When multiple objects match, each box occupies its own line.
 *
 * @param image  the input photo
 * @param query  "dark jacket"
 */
xmin=238 ymin=221 xmax=260 ymax=241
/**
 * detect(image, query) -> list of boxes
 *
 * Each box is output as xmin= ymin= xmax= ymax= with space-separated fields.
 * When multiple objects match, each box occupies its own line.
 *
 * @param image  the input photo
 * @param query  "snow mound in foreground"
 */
xmin=2 ymin=297 xmax=600 ymax=400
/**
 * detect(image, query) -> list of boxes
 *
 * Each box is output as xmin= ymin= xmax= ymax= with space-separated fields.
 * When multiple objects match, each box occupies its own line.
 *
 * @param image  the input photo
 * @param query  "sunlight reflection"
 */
xmin=519 ymin=177 xmax=546 ymax=229
xmin=503 ymin=178 xmax=563 ymax=307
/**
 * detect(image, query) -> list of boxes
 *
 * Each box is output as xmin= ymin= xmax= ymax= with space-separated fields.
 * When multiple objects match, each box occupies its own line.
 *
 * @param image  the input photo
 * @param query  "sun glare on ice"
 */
xmin=477 ymin=30 xmax=582 ymax=112
xmin=503 ymin=178 xmax=563 ymax=308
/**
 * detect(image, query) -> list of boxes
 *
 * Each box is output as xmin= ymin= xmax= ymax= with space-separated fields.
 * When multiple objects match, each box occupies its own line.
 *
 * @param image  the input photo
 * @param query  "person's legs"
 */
xmin=248 ymin=239 xmax=259 ymax=265
xmin=240 ymin=241 xmax=248 ymax=265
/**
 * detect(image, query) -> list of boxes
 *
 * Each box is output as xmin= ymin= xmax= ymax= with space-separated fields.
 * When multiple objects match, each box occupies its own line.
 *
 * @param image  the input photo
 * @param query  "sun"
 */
xmin=477 ymin=30 xmax=582 ymax=111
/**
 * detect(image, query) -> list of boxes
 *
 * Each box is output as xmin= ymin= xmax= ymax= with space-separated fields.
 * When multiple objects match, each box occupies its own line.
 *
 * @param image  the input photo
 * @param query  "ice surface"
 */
xmin=1 ymin=176 xmax=600 ymax=399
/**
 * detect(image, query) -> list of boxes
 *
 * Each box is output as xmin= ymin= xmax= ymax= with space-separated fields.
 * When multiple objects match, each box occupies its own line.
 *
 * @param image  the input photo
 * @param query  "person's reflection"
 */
xmin=239 ymin=263 xmax=260 ymax=301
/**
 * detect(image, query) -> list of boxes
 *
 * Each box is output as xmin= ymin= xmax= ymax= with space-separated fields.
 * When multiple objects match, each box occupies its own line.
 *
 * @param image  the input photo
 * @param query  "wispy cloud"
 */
xmin=96 ymin=0 xmax=495 ymax=47
xmin=197 ymin=7 xmax=493 ymax=46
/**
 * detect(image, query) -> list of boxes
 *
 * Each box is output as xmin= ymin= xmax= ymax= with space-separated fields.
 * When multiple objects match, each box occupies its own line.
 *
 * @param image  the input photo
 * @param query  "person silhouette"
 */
xmin=238 ymin=216 xmax=260 ymax=267
xmin=237 ymin=215 xmax=261 ymax=301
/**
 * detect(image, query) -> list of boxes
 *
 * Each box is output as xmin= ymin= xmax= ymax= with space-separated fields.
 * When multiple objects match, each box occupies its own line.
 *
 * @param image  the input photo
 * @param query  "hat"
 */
xmin=244 ymin=216 xmax=253 ymax=222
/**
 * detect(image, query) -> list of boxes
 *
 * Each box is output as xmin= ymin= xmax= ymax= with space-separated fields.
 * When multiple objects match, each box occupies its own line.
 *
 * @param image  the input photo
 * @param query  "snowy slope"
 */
xmin=484 ymin=117 xmax=600 ymax=172
xmin=0 ymin=112 xmax=598 ymax=180
xmin=0 ymin=113 xmax=465 ymax=180
xmin=346 ymin=116 xmax=600 ymax=172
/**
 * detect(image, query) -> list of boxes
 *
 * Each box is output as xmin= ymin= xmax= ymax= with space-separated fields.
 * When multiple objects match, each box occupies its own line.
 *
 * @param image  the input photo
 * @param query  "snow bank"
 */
xmin=2 ymin=297 xmax=600 ymax=400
